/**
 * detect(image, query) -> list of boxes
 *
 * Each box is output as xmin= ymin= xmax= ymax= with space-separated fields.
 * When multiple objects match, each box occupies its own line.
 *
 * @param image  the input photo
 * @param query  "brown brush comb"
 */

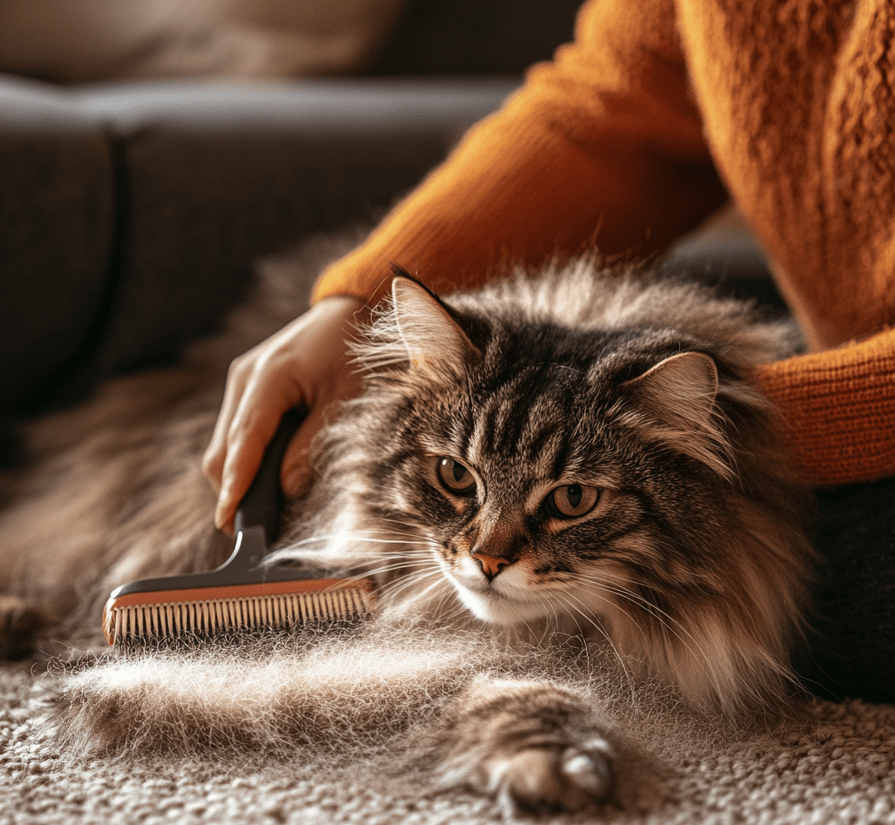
xmin=103 ymin=409 xmax=376 ymax=645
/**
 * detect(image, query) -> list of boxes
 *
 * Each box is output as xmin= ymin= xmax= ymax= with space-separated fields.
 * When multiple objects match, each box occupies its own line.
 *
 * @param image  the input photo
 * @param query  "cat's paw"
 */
xmin=0 ymin=595 xmax=47 ymax=659
xmin=486 ymin=735 xmax=615 ymax=816
xmin=436 ymin=679 xmax=617 ymax=815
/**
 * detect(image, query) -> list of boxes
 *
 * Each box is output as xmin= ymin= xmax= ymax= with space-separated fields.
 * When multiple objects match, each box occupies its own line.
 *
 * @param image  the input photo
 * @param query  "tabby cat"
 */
xmin=0 ymin=240 xmax=813 ymax=813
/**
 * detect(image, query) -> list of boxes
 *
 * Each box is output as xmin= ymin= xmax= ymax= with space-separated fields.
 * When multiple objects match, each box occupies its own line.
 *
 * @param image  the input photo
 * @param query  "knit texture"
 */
xmin=311 ymin=0 xmax=895 ymax=487
xmin=757 ymin=332 xmax=895 ymax=485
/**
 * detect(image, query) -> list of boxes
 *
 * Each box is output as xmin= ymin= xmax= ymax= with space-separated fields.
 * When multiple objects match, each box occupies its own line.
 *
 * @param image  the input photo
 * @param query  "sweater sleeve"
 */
xmin=311 ymin=0 xmax=727 ymax=304
xmin=754 ymin=330 xmax=895 ymax=486
xmin=309 ymin=0 xmax=895 ymax=490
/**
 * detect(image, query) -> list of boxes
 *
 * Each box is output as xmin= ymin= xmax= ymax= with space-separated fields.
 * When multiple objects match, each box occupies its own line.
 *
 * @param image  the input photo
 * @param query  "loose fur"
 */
xmin=1 ymin=236 xmax=813 ymax=814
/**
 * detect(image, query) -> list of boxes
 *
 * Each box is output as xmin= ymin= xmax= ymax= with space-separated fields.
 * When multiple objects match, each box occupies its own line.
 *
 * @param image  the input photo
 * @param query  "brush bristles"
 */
xmin=105 ymin=586 xmax=376 ymax=646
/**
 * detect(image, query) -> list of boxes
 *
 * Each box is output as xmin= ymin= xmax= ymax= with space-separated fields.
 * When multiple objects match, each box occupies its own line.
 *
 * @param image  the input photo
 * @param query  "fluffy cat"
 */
xmin=0 ymin=237 xmax=813 ymax=813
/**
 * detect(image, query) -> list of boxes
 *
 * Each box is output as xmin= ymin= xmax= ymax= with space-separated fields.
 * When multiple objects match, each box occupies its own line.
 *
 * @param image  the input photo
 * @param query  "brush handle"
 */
xmin=233 ymin=408 xmax=304 ymax=546
xmin=106 ymin=406 xmax=357 ymax=613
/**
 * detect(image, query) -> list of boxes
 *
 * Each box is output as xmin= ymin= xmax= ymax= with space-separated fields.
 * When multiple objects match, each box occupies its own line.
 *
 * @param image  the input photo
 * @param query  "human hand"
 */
xmin=202 ymin=294 xmax=366 ymax=533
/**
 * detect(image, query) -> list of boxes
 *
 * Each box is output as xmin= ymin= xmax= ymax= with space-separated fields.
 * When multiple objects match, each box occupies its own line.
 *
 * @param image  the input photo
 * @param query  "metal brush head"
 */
xmin=104 ymin=575 xmax=377 ymax=646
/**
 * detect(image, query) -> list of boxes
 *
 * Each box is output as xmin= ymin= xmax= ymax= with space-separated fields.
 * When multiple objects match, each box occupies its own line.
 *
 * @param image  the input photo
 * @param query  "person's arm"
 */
xmin=755 ymin=330 xmax=895 ymax=486
xmin=204 ymin=0 xmax=731 ymax=529
xmin=313 ymin=0 xmax=727 ymax=305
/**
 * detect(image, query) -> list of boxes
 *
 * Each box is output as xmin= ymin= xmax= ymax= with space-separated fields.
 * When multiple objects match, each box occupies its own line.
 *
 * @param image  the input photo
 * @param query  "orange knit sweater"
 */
xmin=313 ymin=0 xmax=895 ymax=487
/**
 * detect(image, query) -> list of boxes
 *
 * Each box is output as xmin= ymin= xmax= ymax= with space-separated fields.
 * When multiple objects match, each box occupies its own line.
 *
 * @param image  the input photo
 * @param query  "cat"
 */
xmin=0 ymin=236 xmax=814 ymax=814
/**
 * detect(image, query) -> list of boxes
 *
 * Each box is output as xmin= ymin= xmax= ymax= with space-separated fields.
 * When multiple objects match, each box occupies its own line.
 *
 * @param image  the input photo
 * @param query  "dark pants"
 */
xmin=794 ymin=477 xmax=895 ymax=705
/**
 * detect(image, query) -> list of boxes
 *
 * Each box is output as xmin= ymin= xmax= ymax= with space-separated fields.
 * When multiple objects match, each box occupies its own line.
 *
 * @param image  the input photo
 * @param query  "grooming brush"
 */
xmin=103 ymin=409 xmax=376 ymax=645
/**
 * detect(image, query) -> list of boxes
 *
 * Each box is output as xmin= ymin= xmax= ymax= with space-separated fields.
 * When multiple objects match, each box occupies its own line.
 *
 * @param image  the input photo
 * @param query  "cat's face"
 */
xmin=414 ymin=388 xmax=625 ymax=627
xmin=341 ymin=277 xmax=731 ymax=633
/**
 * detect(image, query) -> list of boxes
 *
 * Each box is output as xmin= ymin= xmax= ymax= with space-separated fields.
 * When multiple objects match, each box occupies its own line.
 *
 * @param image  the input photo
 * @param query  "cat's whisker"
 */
xmin=362 ymin=557 xmax=442 ymax=579
xmin=504 ymin=600 xmax=545 ymax=645
xmin=284 ymin=534 xmax=424 ymax=556
xmin=536 ymin=591 xmax=591 ymax=665
xmin=376 ymin=568 xmax=449 ymax=603
xmin=553 ymin=591 xmax=638 ymax=704
xmin=530 ymin=587 xmax=573 ymax=644
xmin=400 ymin=570 xmax=451 ymax=597
xmin=572 ymin=576 xmax=724 ymax=698
xmin=380 ymin=570 xmax=446 ymax=595
xmin=279 ymin=525 xmax=433 ymax=551
xmin=550 ymin=590 xmax=609 ymax=639
xmin=352 ymin=531 xmax=433 ymax=545
xmin=347 ymin=564 xmax=434 ymax=588
xmin=572 ymin=577 xmax=697 ymax=661
xmin=431 ymin=594 xmax=469 ymax=624
xmin=577 ymin=575 xmax=703 ymax=652
xmin=358 ymin=559 xmax=435 ymax=574
xmin=383 ymin=571 xmax=462 ymax=617
xmin=543 ymin=575 xmax=644 ymax=640
xmin=552 ymin=590 xmax=632 ymax=669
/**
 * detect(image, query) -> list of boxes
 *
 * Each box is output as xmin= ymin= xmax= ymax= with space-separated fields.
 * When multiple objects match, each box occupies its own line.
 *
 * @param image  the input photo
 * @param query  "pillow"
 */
xmin=0 ymin=0 xmax=408 ymax=82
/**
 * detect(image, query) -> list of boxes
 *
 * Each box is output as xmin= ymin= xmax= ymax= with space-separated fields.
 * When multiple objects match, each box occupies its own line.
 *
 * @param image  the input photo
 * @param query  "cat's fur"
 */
xmin=0 ymin=236 xmax=813 ymax=813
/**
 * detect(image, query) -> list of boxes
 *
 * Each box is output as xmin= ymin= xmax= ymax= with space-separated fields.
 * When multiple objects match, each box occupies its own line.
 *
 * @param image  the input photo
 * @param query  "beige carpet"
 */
xmin=2 ymin=654 xmax=895 ymax=825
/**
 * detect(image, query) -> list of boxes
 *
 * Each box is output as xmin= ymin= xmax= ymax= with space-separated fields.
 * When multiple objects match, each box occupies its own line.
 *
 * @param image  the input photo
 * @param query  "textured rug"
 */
xmin=2 ymin=656 xmax=895 ymax=825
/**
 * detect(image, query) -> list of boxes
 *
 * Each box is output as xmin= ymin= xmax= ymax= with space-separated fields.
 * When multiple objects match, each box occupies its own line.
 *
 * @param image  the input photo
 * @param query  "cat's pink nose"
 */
xmin=472 ymin=553 xmax=511 ymax=579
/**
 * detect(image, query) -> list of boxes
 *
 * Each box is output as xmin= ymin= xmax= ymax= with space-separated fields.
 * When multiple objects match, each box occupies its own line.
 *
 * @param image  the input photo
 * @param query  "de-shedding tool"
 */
xmin=103 ymin=409 xmax=376 ymax=645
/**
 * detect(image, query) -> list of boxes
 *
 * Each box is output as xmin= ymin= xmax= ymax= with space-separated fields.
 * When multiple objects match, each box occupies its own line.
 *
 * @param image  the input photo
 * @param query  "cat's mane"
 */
xmin=278 ymin=256 xmax=812 ymax=717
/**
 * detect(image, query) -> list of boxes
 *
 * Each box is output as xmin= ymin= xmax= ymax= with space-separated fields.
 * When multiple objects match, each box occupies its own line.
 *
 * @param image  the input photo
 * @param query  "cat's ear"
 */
xmin=623 ymin=351 xmax=719 ymax=430
xmin=621 ymin=350 xmax=734 ymax=479
xmin=390 ymin=275 xmax=479 ymax=380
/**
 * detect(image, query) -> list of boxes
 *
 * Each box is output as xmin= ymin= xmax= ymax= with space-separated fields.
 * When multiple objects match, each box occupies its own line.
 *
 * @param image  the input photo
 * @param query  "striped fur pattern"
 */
xmin=1 ymin=245 xmax=813 ymax=813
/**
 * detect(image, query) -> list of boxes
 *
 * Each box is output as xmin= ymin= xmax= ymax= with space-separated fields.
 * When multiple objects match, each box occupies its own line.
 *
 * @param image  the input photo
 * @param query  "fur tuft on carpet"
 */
xmin=2 ymin=645 xmax=895 ymax=825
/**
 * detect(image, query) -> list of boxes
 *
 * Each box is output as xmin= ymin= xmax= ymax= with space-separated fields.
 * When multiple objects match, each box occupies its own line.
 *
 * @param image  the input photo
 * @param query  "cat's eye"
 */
xmin=436 ymin=457 xmax=476 ymax=495
xmin=546 ymin=484 xmax=600 ymax=519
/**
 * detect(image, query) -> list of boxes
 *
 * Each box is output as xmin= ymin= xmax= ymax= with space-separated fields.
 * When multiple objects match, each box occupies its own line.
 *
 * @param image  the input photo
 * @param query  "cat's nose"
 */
xmin=472 ymin=552 xmax=512 ymax=580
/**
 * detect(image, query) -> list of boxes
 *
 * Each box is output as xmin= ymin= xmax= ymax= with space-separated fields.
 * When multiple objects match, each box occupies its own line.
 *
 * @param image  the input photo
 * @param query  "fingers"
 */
xmin=202 ymin=352 xmax=252 ymax=495
xmin=202 ymin=329 xmax=311 ymax=532
xmin=202 ymin=296 xmax=366 ymax=534
xmin=213 ymin=410 xmax=283 ymax=534
xmin=214 ymin=368 xmax=308 ymax=533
